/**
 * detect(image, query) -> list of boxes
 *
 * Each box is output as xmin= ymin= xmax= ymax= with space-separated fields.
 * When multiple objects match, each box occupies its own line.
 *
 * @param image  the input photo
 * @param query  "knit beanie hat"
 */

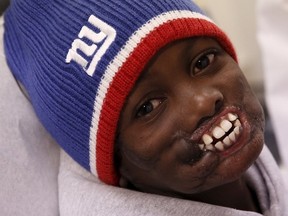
xmin=4 ymin=0 xmax=237 ymax=185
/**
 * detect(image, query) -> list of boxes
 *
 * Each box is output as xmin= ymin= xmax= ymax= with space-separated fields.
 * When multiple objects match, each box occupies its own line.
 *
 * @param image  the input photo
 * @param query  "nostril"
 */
xmin=196 ymin=116 xmax=212 ymax=129
xmin=215 ymin=99 xmax=223 ymax=113
xmin=195 ymin=99 xmax=223 ymax=129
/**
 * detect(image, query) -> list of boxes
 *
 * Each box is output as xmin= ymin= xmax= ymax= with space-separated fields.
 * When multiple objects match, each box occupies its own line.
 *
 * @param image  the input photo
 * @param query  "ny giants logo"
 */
xmin=66 ymin=15 xmax=116 ymax=76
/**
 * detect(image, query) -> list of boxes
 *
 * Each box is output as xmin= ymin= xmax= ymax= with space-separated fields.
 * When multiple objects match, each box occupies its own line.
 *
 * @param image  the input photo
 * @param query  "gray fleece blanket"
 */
xmin=1 ymin=16 xmax=287 ymax=216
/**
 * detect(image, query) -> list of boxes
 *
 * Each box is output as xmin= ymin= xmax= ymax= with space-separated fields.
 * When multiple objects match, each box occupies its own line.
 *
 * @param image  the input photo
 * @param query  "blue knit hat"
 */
xmin=4 ymin=0 xmax=236 ymax=185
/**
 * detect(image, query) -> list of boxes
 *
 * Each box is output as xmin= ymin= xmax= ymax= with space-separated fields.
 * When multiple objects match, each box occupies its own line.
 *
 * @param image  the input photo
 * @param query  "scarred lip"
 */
xmin=190 ymin=106 xmax=249 ymax=158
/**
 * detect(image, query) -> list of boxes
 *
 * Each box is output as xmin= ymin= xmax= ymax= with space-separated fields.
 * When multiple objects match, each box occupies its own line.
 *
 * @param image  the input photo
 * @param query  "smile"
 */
xmin=198 ymin=113 xmax=242 ymax=152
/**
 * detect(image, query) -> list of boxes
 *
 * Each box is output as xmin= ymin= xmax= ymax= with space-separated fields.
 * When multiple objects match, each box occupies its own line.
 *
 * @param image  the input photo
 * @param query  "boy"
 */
xmin=116 ymin=36 xmax=264 ymax=212
xmin=3 ymin=0 xmax=287 ymax=215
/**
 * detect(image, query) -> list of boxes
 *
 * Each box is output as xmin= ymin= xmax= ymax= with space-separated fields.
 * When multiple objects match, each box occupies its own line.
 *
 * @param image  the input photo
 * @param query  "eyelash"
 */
xmin=191 ymin=49 xmax=219 ymax=75
xmin=135 ymin=97 xmax=166 ymax=118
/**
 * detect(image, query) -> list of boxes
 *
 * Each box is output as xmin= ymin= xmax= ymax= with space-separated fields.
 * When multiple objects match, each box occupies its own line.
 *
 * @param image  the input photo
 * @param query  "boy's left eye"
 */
xmin=192 ymin=51 xmax=217 ymax=74
xmin=136 ymin=98 xmax=164 ymax=118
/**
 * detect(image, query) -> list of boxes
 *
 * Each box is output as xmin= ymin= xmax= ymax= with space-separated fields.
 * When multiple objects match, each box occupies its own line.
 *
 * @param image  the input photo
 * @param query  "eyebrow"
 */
xmin=135 ymin=67 xmax=152 ymax=86
xmin=181 ymin=37 xmax=201 ymax=63
xmin=133 ymin=37 xmax=202 ymax=91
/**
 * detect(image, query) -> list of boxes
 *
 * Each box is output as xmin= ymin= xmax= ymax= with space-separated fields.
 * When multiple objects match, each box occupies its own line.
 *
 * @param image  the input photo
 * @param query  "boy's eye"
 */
xmin=193 ymin=52 xmax=216 ymax=74
xmin=136 ymin=98 xmax=164 ymax=118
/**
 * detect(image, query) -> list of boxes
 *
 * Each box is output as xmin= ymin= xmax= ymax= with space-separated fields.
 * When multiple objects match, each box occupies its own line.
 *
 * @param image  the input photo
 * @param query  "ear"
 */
xmin=119 ymin=175 xmax=129 ymax=188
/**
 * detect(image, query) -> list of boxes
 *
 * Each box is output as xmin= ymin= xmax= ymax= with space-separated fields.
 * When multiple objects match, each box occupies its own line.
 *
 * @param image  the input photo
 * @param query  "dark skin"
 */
xmin=116 ymin=37 xmax=264 ymax=212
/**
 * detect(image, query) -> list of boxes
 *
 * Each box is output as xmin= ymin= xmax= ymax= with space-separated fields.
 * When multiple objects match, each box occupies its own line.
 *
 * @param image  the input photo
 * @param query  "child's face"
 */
xmin=117 ymin=37 xmax=264 ymax=196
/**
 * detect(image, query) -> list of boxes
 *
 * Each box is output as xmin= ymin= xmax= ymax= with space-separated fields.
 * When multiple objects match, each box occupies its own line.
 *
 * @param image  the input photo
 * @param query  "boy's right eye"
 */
xmin=194 ymin=53 xmax=215 ymax=73
xmin=190 ymin=48 xmax=220 ymax=75
xmin=136 ymin=98 xmax=165 ymax=118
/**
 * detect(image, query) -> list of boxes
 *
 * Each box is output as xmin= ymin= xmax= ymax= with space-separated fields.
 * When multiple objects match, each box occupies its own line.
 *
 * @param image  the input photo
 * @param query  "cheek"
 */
xmin=119 ymin=122 xmax=174 ymax=171
xmin=119 ymin=114 xmax=196 ymax=183
xmin=223 ymin=68 xmax=263 ymax=114
xmin=235 ymin=74 xmax=265 ymax=126
xmin=230 ymin=76 xmax=265 ymax=134
xmin=243 ymin=90 xmax=265 ymax=135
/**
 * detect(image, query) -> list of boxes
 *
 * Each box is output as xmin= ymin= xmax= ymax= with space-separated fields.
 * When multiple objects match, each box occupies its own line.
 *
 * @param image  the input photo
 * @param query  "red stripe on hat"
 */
xmin=96 ymin=18 xmax=237 ymax=185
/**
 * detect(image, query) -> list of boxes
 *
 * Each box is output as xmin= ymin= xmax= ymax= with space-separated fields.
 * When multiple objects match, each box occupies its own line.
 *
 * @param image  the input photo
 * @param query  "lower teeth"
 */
xmin=195 ymin=112 xmax=244 ymax=153
xmin=199 ymin=121 xmax=242 ymax=152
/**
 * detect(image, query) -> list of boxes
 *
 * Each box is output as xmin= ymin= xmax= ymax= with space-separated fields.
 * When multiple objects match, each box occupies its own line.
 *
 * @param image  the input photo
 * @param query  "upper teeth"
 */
xmin=228 ymin=113 xmax=237 ymax=121
xmin=199 ymin=113 xmax=242 ymax=152
xmin=220 ymin=120 xmax=232 ymax=132
xmin=212 ymin=126 xmax=225 ymax=139
xmin=202 ymin=134 xmax=213 ymax=145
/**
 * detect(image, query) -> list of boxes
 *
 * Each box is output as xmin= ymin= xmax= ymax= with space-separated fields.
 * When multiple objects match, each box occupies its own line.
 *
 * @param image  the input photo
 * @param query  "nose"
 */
xmin=178 ymin=86 xmax=224 ymax=129
xmin=193 ymin=87 xmax=223 ymax=117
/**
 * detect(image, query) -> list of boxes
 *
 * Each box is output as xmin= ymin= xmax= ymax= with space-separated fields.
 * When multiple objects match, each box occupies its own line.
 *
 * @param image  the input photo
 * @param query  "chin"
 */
xmin=207 ymin=132 xmax=264 ymax=193
xmin=180 ymin=131 xmax=264 ymax=195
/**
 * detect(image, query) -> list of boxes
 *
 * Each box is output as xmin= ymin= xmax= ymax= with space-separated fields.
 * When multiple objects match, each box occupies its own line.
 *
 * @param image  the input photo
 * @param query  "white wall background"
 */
xmin=194 ymin=0 xmax=263 ymax=93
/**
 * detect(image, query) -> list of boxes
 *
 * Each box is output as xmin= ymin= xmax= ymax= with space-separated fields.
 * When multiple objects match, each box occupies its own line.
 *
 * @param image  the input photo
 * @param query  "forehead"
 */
xmin=134 ymin=37 xmax=219 ymax=84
